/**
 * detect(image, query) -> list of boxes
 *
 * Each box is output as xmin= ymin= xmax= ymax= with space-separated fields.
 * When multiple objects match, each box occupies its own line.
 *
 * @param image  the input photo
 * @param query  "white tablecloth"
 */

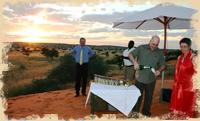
xmin=85 ymin=82 xmax=141 ymax=116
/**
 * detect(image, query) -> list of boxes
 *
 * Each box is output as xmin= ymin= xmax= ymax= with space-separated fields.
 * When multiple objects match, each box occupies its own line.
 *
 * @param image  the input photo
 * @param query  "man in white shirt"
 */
xmin=122 ymin=40 xmax=135 ymax=85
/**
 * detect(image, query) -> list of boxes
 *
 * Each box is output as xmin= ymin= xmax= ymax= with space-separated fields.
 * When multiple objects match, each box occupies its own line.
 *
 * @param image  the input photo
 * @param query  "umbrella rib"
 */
xmin=167 ymin=17 xmax=176 ymax=29
xmin=136 ymin=20 xmax=147 ymax=29
xmin=154 ymin=17 xmax=176 ymax=29
xmin=167 ymin=17 xmax=176 ymax=23
xmin=154 ymin=18 xmax=164 ymax=24
xmin=113 ymin=22 xmax=124 ymax=28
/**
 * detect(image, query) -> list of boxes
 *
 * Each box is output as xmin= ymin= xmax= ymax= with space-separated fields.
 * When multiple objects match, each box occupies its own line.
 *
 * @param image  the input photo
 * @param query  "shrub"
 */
xmin=88 ymin=55 xmax=110 ymax=79
xmin=41 ymin=48 xmax=59 ymax=60
xmin=47 ymin=54 xmax=76 ymax=83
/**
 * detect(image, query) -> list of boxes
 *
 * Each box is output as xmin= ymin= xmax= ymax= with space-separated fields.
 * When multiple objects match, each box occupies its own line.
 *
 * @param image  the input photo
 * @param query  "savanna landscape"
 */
xmin=2 ymin=42 xmax=198 ymax=120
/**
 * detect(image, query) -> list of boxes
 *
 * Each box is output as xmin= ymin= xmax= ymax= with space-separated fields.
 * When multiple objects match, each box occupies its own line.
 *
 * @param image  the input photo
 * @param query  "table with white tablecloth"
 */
xmin=85 ymin=82 xmax=141 ymax=116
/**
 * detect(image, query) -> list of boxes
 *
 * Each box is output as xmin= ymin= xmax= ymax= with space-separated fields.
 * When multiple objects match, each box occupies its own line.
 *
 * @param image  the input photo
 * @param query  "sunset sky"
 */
xmin=0 ymin=0 xmax=198 ymax=49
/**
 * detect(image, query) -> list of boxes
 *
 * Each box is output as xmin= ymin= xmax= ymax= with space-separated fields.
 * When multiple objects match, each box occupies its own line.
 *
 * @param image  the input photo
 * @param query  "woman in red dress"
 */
xmin=170 ymin=38 xmax=197 ymax=117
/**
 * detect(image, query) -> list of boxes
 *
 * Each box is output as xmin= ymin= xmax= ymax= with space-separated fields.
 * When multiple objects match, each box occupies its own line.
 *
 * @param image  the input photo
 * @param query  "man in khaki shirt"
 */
xmin=128 ymin=35 xmax=166 ymax=117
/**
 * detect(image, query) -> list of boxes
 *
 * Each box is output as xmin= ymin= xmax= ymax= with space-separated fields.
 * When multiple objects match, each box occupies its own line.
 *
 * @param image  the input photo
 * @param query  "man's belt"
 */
xmin=139 ymin=65 xmax=156 ymax=74
xmin=123 ymin=56 xmax=130 ymax=60
xmin=124 ymin=65 xmax=134 ymax=67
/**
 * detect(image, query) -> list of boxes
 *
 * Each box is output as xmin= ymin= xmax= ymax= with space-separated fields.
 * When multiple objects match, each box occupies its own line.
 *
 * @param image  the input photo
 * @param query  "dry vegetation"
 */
xmin=3 ymin=50 xmax=60 ymax=95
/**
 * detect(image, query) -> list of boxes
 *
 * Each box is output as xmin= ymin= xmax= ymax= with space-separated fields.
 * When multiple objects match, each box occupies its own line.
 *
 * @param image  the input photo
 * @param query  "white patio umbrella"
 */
xmin=113 ymin=3 xmax=197 ymax=102
xmin=113 ymin=3 xmax=197 ymax=54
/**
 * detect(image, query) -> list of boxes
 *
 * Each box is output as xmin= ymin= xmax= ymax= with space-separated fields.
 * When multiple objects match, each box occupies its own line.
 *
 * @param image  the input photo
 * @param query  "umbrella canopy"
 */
xmin=113 ymin=3 xmax=197 ymax=54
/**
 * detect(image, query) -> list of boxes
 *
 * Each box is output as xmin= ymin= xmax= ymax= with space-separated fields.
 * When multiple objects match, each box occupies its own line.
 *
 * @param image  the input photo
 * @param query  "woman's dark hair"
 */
xmin=128 ymin=40 xmax=134 ymax=49
xmin=179 ymin=38 xmax=192 ymax=46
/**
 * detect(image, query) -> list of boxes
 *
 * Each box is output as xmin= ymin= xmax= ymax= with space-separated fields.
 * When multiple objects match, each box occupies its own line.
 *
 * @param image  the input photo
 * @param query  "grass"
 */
xmin=3 ymin=51 xmax=60 ymax=97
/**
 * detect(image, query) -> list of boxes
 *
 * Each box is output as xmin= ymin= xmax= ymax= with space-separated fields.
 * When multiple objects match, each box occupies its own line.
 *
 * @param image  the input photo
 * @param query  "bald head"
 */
xmin=150 ymin=35 xmax=160 ymax=43
xmin=149 ymin=35 xmax=160 ymax=50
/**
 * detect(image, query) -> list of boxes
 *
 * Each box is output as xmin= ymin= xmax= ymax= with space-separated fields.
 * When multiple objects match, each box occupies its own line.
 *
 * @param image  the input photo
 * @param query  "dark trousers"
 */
xmin=75 ymin=63 xmax=88 ymax=95
xmin=133 ymin=80 xmax=156 ymax=116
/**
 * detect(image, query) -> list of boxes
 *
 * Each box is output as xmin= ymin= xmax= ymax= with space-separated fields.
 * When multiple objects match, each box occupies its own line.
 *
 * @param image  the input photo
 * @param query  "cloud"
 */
xmin=3 ymin=2 xmax=41 ymax=16
xmin=0 ymin=1 xmax=197 ymax=50
xmin=88 ymin=27 xmax=120 ymax=33
xmin=2 ymin=2 xmax=152 ymax=27
xmin=2 ymin=2 xmax=75 ymax=26
xmin=81 ymin=11 xmax=138 ymax=24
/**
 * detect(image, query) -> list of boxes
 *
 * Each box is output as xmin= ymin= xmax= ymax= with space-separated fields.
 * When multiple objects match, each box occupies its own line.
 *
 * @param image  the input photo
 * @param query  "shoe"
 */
xmin=142 ymin=112 xmax=151 ymax=117
xmin=74 ymin=94 xmax=79 ymax=97
xmin=82 ymin=93 xmax=87 ymax=96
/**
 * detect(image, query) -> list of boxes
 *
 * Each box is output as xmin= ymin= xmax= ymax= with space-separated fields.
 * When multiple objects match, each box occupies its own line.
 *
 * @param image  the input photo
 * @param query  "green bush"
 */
xmin=4 ymin=86 xmax=33 ymax=97
xmin=47 ymin=54 xmax=76 ymax=84
xmin=106 ymin=55 xmax=123 ymax=69
xmin=41 ymin=47 xmax=59 ymax=60
xmin=88 ymin=55 xmax=110 ymax=79
xmin=4 ymin=78 xmax=61 ymax=97
xmin=19 ymin=64 xmax=26 ymax=70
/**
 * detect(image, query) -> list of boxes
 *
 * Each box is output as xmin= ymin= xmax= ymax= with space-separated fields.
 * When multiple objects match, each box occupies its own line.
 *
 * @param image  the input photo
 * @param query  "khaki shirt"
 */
xmin=131 ymin=44 xmax=165 ymax=84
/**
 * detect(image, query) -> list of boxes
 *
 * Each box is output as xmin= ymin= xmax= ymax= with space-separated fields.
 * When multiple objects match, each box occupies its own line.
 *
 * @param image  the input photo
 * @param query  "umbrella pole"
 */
xmin=160 ymin=18 xmax=167 ymax=103
xmin=160 ymin=60 xmax=165 ymax=103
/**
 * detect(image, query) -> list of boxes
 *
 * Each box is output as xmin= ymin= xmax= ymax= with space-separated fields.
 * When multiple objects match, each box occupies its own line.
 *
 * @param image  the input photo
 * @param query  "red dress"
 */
xmin=170 ymin=50 xmax=196 ymax=117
